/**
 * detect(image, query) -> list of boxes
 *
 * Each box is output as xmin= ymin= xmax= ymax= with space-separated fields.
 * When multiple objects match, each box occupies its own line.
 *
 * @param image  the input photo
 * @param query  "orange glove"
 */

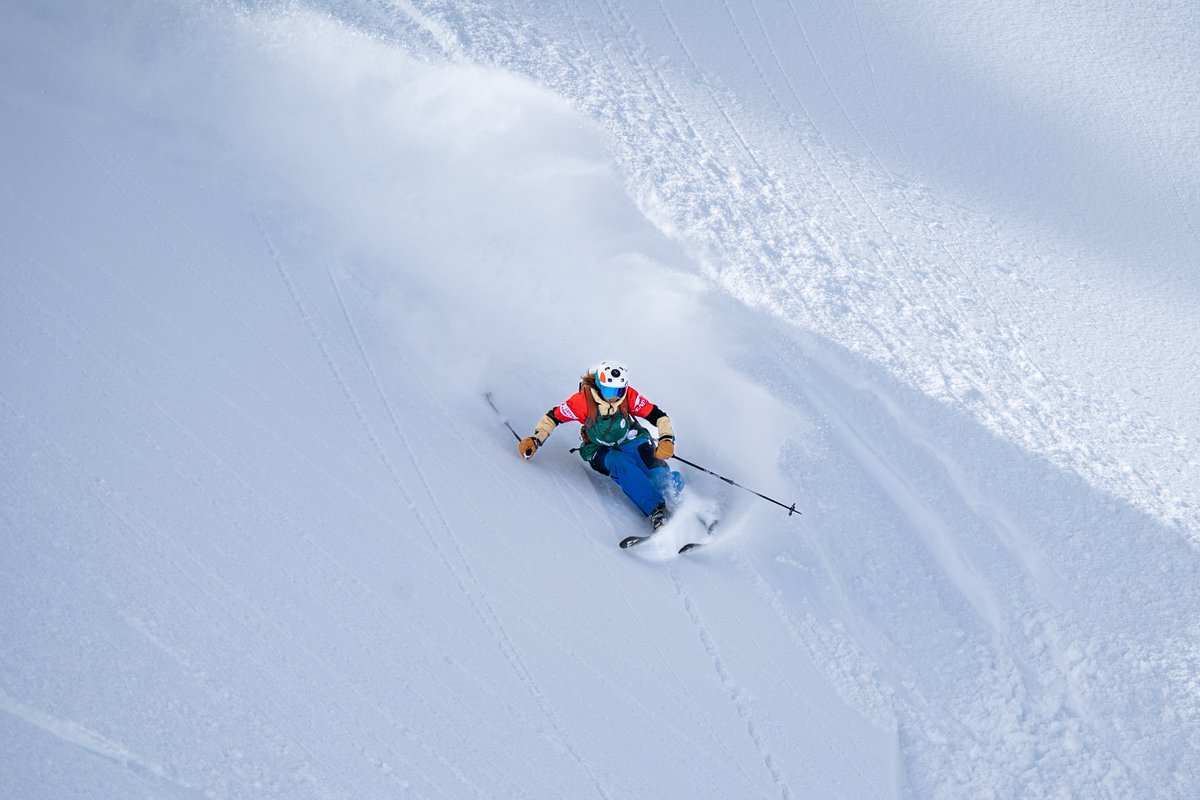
xmin=518 ymin=436 xmax=541 ymax=460
xmin=654 ymin=435 xmax=675 ymax=460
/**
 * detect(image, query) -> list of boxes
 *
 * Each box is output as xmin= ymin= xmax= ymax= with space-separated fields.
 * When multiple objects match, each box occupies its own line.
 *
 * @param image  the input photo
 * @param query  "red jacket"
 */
xmin=549 ymin=386 xmax=659 ymax=425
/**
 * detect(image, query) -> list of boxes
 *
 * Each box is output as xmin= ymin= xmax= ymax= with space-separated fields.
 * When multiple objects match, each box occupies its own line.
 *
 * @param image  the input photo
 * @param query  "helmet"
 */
xmin=595 ymin=361 xmax=628 ymax=400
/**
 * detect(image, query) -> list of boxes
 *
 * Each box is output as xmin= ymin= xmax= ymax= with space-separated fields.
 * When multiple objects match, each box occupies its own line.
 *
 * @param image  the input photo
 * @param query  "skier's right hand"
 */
xmin=518 ymin=436 xmax=540 ymax=460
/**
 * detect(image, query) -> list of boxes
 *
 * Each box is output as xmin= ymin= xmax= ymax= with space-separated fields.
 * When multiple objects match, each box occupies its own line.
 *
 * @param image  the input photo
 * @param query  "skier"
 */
xmin=519 ymin=361 xmax=682 ymax=530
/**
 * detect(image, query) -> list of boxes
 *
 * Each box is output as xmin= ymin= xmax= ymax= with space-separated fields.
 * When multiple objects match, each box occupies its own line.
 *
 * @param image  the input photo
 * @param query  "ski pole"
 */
xmin=669 ymin=455 xmax=800 ymax=516
xmin=569 ymin=445 xmax=800 ymax=517
xmin=484 ymin=392 xmax=521 ymax=441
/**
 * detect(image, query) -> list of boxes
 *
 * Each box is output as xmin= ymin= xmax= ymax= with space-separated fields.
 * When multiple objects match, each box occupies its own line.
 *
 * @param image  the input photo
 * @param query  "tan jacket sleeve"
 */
xmin=532 ymin=413 xmax=558 ymax=444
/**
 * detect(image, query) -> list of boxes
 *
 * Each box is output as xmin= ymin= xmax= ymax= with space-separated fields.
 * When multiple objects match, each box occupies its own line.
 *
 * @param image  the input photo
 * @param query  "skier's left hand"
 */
xmin=654 ymin=435 xmax=675 ymax=460
xmin=518 ymin=436 xmax=541 ymax=460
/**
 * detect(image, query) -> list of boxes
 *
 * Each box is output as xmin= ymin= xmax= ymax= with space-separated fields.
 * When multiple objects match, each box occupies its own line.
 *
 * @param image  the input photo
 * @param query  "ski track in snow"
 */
xmin=1 ymin=245 xmax=461 ymax=797
xmin=0 ymin=688 xmax=204 ymax=796
xmin=669 ymin=568 xmax=797 ymax=800
xmin=4 ymin=107 xmax=595 ymax=795
xmin=731 ymin=546 xmax=895 ymax=796
xmin=272 ymin=234 xmax=616 ymax=797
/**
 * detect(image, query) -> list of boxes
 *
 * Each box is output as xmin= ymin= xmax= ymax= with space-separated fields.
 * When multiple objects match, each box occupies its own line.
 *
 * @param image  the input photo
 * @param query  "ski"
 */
xmin=621 ymin=514 xmax=719 ymax=552
xmin=678 ymin=516 xmax=720 ymax=554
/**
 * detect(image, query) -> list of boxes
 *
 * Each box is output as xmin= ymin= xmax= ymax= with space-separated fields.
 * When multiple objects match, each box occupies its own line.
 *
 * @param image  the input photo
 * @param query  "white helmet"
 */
xmin=595 ymin=360 xmax=629 ymax=399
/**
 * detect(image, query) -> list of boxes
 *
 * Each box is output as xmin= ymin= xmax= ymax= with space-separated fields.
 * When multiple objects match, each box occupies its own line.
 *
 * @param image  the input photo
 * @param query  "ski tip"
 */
xmin=619 ymin=535 xmax=644 ymax=549
xmin=678 ymin=542 xmax=704 ymax=554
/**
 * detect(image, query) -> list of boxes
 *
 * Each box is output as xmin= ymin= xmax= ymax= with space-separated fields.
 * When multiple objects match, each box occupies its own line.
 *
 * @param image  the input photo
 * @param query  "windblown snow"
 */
xmin=2 ymin=1 xmax=1198 ymax=798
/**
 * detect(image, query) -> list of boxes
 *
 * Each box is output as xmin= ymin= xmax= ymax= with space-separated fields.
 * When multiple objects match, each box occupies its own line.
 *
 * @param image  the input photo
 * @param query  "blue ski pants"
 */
xmin=589 ymin=440 xmax=683 ymax=516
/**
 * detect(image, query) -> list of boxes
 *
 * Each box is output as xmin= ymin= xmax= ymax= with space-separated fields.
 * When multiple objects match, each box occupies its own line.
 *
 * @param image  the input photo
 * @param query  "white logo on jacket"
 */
xmin=558 ymin=402 xmax=579 ymax=421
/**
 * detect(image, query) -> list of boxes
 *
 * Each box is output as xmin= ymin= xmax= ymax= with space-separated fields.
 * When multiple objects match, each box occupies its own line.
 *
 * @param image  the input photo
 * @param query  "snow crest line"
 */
xmin=425 ymin=0 xmax=1199 ymax=536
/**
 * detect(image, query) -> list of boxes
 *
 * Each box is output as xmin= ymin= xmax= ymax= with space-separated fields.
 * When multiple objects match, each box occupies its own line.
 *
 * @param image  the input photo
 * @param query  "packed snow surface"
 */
xmin=3 ymin=1 xmax=1198 ymax=798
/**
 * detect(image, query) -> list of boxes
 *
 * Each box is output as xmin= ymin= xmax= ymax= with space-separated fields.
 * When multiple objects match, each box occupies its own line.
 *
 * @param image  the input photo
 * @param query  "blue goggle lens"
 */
xmin=599 ymin=384 xmax=625 ymax=399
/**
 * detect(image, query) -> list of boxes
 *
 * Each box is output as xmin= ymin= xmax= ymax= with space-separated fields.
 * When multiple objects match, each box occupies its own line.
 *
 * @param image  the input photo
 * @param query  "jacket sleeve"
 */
xmin=648 ymin=406 xmax=673 ymax=441
xmin=532 ymin=393 xmax=586 ymax=444
xmin=628 ymin=388 xmax=674 ymax=441
xmin=531 ymin=412 xmax=558 ymax=445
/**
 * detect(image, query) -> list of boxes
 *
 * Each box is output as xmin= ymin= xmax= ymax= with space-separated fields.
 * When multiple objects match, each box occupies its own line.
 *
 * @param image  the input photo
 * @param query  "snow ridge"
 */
xmin=383 ymin=0 xmax=1199 ymax=538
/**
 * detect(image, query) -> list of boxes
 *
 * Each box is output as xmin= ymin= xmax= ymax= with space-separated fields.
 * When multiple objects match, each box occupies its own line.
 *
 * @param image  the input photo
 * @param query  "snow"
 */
xmin=2 ymin=1 xmax=1198 ymax=798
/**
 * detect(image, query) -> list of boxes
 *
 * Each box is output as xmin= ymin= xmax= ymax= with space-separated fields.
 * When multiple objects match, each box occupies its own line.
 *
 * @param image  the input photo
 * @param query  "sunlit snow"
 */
xmin=3 ymin=1 xmax=1198 ymax=798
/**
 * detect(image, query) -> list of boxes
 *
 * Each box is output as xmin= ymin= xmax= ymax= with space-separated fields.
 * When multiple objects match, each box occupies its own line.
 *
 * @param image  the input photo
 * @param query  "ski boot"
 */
xmin=649 ymin=503 xmax=670 ymax=531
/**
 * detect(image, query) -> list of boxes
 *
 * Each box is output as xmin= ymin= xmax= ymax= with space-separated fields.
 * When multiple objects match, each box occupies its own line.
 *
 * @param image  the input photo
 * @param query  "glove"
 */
xmin=654 ymin=435 xmax=675 ymax=460
xmin=518 ymin=436 xmax=541 ymax=460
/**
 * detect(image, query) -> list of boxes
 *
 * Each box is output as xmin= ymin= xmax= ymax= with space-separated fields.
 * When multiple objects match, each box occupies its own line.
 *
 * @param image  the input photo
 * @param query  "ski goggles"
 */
xmin=598 ymin=384 xmax=626 ymax=400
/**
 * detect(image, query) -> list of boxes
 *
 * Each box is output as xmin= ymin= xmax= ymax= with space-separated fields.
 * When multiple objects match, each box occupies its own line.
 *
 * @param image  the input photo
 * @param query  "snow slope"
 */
xmin=2 ymin=1 xmax=1198 ymax=798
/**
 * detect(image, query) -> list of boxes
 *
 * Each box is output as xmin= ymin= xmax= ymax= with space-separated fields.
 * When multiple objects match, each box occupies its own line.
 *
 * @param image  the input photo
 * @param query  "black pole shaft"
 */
xmin=670 ymin=455 xmax=800 ymax=516
xmin=570 ymin=444 xmax=800 ymax=517
xmin=484 ymin=392 xmax=522 ymax=441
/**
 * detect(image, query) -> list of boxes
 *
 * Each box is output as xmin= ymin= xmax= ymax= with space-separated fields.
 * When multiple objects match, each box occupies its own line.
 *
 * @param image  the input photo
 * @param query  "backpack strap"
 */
xmin=581 ymin=379 xmax=599 ymax=428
